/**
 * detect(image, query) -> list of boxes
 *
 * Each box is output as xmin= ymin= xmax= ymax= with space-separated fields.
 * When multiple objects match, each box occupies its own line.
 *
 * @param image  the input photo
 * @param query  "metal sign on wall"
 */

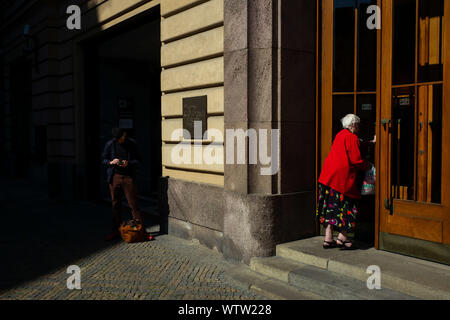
xmin=183 ymin=96 xmax=207 ymax=139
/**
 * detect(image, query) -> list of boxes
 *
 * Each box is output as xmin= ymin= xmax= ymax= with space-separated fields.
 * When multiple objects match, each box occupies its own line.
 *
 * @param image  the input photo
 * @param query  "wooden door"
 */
xmin=379 ymin=0 xmax=450 ymax=246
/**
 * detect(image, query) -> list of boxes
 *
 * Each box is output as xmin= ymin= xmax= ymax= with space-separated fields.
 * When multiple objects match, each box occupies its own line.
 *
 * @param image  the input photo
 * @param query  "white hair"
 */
xmin=341 ymin=114 xmax=360 ymax=129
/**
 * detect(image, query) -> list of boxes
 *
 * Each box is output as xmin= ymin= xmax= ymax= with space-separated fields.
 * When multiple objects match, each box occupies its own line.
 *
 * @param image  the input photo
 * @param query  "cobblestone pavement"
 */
xmin=0 ymin=236 xmax=265 ymax=300
xmin=0 ymin=179 xmax=265 ymax=300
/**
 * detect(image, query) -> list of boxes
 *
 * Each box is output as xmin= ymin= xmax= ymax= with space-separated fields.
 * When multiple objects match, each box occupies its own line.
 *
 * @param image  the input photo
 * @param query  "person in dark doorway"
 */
xmin=102 ymin=127 xmax=144 ymax=241
xmin=317 ymin=114 xmax=375 ymax=250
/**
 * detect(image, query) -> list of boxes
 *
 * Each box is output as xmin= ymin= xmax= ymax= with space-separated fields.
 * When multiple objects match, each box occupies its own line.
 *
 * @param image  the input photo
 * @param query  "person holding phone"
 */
xmin=102 ymin=127 xmax=143 ymax=241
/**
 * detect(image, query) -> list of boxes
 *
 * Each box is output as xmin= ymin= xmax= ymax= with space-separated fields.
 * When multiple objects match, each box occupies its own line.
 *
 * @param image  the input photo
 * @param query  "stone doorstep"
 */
xmin=250 ymin=256 xmax=416 ymax=300
xmin=275 ymin=236 xmax=450 ymax=300
xmin=225 ymin=266 xmax=324 ymax=300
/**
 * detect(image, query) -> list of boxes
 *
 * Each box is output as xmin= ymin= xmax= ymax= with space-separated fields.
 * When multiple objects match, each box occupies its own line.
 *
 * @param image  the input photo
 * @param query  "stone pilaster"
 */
xmin=223 ymin=0 xmax=317 ymax=263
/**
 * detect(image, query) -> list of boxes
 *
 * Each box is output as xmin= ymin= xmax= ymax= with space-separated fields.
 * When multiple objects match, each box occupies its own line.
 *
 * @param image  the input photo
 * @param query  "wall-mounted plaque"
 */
xmin=183 ymin=96 xmax=207 ymax=139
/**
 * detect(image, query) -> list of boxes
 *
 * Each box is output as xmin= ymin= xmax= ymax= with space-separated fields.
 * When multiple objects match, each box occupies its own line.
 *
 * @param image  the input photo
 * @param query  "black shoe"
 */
xmin=323 ymin=240 xmax=337 ymax=249
xmin=336 ymin=238 xmax=356 ymax=250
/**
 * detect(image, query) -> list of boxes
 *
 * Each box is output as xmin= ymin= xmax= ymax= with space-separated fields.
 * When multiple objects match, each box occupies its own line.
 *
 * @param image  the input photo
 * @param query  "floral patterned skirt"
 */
xmin=316 ymin=183 xmax=358 ymax=234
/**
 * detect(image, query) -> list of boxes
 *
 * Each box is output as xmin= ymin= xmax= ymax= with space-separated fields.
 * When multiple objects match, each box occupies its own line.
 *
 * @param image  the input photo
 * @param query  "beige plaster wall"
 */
xmin=161 ymin=0 xmax=224 ymax=187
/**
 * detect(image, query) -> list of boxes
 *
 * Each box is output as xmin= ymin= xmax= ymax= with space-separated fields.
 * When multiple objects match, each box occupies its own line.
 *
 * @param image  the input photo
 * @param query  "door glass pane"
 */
xmin=416 ymin=84 xmax=442 ymax=204
xmin=418 ymin=0 xmax=444 ymax=83
xmin=334 ymin=1 xmax=356 ymax=92
xmin=357 ymin=93 xmax=376 ymax=135
xmin=357 ymin=94 xmax=376 ymax=163
xmin=357 ymin=0 xmax=378 ymax=91
xmin=391 ymin=87 xmax=415 ymax=201
xmin=393 ymin=0 xmax=416 ymax=85
xmin=332 ymin=95 xmax=355 ymax=140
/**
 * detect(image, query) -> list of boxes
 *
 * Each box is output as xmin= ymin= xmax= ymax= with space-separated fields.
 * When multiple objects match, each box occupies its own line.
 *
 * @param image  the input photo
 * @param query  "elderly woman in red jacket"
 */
xmin=317 ymin=114 xmax=374 ymax=250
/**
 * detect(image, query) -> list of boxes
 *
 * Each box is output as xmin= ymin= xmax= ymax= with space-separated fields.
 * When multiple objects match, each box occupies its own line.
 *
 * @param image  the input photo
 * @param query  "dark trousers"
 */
xmin=109 ymin=174 xmax=143 ymax=232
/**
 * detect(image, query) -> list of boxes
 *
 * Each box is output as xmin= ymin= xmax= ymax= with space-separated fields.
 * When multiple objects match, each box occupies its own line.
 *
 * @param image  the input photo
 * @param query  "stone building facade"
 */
xmin=1 ymin=0 xmax=449 ymax=265
xmin=0 ymin=0 xmax=316 ymax=264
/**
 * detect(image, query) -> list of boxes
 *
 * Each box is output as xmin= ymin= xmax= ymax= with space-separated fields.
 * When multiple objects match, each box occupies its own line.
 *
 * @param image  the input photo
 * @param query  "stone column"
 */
xmin=223 ymin=0 xmax=317 ymax=264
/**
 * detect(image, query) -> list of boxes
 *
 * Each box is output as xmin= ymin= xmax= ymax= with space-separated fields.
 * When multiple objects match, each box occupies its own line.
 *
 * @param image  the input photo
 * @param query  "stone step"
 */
xmin=276 ymin=236 xmax=450 ymax=300
xmin=225 ymin=266 xmax=324 ymax=300
xmin=250 ymin=256 xmax=415 ymax=300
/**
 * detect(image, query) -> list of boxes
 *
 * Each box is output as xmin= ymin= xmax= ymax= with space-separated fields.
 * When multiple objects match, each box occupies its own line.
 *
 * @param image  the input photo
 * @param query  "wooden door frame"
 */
xmin=443 ymin=0 xmax=450 ymax=244
xmin=378 ymin=0 xmax=392 ymax=249
xmin=318 ymin=0 xmax=383 ymax=248
xmin=374 ymin=0 xmax=382 ymax=249
xmin=320 ymin=0 xmax=333 ymax=174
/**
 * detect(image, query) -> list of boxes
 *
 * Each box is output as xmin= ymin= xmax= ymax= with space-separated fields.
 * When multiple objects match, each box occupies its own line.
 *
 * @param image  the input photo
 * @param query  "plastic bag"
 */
xmin=361 ymin=163 xmax=376 ymax=196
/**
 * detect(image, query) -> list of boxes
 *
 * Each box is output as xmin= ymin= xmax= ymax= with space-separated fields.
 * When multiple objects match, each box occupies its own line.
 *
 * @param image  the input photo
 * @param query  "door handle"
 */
xmin=384 ymin=198 xmax=390 ymax=210
xmin=384 ymin=198 xmax=394 ymax=214
xmin=380 ymin=119 xmax=391 ymax=130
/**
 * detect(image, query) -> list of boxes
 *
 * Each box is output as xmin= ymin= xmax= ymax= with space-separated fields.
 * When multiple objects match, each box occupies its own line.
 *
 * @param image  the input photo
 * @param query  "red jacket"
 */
xmin=319 ymin=129 xmax=368 ymax=199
